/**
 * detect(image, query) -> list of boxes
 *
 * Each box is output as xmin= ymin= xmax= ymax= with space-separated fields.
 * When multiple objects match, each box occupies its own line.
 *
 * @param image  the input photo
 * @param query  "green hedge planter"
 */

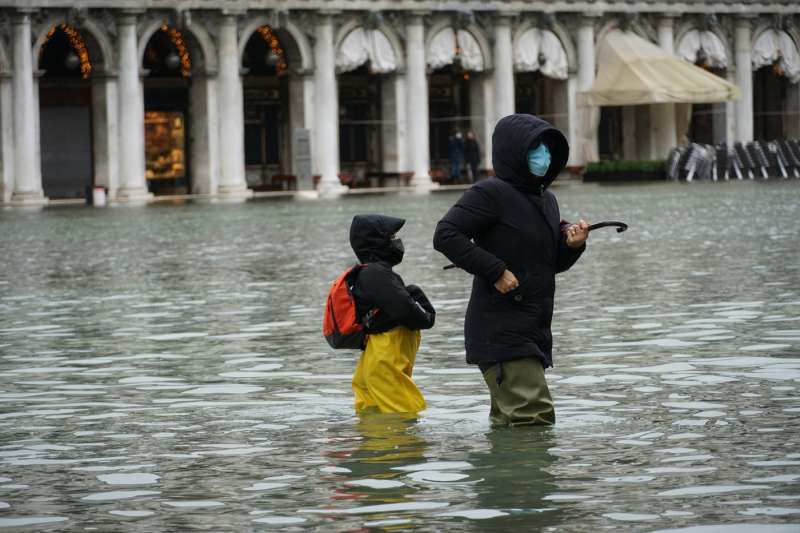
xmin=583 ymin=160 xmax=667 ymax=182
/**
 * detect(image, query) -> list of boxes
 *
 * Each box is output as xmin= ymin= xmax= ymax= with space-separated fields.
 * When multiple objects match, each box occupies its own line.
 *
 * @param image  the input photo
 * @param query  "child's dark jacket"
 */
xmin=349 ymin=214 xmax=435 ymax=334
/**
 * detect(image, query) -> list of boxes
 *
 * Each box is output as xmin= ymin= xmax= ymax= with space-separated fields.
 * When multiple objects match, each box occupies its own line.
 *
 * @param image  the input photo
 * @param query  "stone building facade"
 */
xmin=0 ymin=1 xmax=798 ymax=205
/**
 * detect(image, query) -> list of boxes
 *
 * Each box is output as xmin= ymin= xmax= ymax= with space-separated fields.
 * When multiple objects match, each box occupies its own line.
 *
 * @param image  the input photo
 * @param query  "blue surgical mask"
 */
xmin=527 ymin=144 xmax=551 ymax=177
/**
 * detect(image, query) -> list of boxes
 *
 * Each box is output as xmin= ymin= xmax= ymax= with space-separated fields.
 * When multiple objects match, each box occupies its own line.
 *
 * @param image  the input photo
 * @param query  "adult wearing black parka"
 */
xmin=433 ymin=114 xmax=589 ymax=426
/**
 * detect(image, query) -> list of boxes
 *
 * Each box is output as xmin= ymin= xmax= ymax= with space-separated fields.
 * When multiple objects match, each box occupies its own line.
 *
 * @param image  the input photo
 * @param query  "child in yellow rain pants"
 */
xmin=348 ymin=215 xmax=436 ymax=414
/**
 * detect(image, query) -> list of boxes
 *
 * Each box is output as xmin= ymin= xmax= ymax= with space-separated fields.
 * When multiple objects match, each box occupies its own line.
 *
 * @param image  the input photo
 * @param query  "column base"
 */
xmin=409 ymin=174 xmax=436 ymax=193
xmin=317 ymin=179 xmax=348 ymax=199
xmin=9 ymin=190 xmax=48 ymax=207
xmin=114 ymin=186 xmax=153 ymax=205
xmin=216 ymin=183 xmax=253 ymax=202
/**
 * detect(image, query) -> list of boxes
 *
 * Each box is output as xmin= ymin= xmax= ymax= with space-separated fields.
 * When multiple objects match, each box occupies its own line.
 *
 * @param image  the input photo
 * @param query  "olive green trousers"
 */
xmin=481 ymin=358 xmax=555 ymax=427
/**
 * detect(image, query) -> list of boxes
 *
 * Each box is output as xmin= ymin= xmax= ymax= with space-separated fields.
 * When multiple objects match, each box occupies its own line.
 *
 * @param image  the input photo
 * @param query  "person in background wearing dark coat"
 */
xmin=432 ymin=114 xmax=589 ymax=426
xmin=464 ymin=131 xmax=481 ymax=183
xmin=448 ymin=131 xmax=465 ymax=183
xmin=349 ymin=214 xmax=436 ymax=414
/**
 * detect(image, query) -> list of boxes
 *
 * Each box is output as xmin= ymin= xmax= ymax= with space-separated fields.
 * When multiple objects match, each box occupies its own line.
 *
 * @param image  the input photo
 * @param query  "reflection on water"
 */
xmin=1 ymin=181 xmax=799 ymax=531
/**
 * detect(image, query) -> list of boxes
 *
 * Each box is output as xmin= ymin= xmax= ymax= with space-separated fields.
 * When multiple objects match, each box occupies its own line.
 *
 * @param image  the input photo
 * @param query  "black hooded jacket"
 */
xmin=432 ymin=114 xmax=585 ymax=368
xmin=349 ymin=214 xmax=435 ymax=334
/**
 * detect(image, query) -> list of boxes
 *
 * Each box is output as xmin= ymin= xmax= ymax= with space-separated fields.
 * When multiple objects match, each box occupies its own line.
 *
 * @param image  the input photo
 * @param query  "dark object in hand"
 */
xmin=443 ymin=220 xmax=628 ymax=270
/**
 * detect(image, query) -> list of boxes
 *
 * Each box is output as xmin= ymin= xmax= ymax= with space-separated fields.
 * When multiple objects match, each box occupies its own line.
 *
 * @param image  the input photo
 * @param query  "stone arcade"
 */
xmin=0 ymin=1 xmax=798 ymax=205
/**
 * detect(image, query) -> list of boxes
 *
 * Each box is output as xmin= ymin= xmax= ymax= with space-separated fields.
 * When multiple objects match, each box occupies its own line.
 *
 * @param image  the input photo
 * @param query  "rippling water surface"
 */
xmin=1 ymin=182 xmax=799 ymax=532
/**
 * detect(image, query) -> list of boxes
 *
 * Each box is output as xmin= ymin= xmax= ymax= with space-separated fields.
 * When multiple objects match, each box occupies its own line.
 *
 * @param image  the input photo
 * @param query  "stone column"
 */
xmin=0 ymin=72 xmax=13 ymax=203
xmin=734 ymin=15 xmax=755 ymax=143
xmin=116 ymin=11 xmax=150 ymax=203
xmin=566 ymin=73 xmax=579 ymax=165
xmin=289 ymin=71 xmax=315 ymax=190
xmin=725 ymin=70 xmax=737 ymax=145
xmin=381 ymin=74 xmax=406 ymax=173
xmin=493 ymin=13 xmax=516 ymax=123
xmin=191 ymin=72 xmax=219 ymax=196
xmin=576 ymin=14 xmax=599 ymax=164
xmin=314 ymin=11 xmax=346 ymax=198
xmin=91 ymin=72 xmax=119 ymax=197
xmin=405 ymin=13 xmax=432 ymax=189
xmin=217 ymin=13 xmax=250 ymax=199
xmin=653 ymin=15 xmax=678 ymax=159
xmin=10 ymin=10 xmax=46 ymax=206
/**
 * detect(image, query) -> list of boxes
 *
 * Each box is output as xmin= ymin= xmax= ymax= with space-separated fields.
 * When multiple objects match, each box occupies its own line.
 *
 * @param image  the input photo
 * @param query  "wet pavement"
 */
xmin=1 ymin=181 xmax=799 ymax=531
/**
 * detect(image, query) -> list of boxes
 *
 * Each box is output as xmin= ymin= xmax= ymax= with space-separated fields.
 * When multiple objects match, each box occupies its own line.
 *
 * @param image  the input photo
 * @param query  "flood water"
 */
xmin=1 ymin=181 xmax=799 ymax=532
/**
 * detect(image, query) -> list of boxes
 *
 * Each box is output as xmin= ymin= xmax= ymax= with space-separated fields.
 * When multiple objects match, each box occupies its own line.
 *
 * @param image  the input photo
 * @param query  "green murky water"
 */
xmin=1 ymin=181 xmax=799 ymax=531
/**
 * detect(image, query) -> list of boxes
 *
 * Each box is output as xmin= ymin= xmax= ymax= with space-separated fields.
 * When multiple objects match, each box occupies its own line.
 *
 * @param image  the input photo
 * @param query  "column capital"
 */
xmin=406 ymin=11 xmax=430 ymax=22
xmin=658 ymin=13 xmax=680 ymax=26
xmin=117 ymin=9 xmax=144 ymax=25
xmin=220 ymin=8 xmax=247 ymax=18
xmin=495 ymin=12 xmax=519 ymax=24
xmin=11 ymin=8 xmax=36 ymax=23
xmin=579 ymin=12 xmax=602 ymax=29
xmin=735 ymin=14 xmax=758 ymax=26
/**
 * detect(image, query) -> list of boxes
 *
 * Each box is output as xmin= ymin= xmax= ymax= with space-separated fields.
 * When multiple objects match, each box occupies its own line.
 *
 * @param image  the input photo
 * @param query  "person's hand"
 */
xmin=566 ymin=219 xmax=589 ymax=249
xmin=494 ymin=270 xmax=519 ymax=294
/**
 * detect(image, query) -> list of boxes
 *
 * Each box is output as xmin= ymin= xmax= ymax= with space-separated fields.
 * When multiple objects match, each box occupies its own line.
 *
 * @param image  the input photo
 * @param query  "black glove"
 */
xmin=406 ymin=284 xmax=436 ymax=327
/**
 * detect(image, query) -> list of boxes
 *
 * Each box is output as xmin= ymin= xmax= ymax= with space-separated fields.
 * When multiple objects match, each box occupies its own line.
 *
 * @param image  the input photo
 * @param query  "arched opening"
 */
xmin=754 ymin=65 xmax=790 ymax=140
xmin=514 ymin=28 xmax=570 ymax=139
xmin=678 ymin=29 xmax=730 ymax=145
xmin=38 ymin=25 xmax=94 ymax=199
xmin=427 ymin=27 xmax=487 ymax=183
xmin=688 ymin=69 xmax=728 ymax=145
xmin=515 ymin=72 xmax=567 ymax=129
xmin=752 ymin=29 xmax=800 ymax=141
xmin=595 ymin=30 xmax=655 ymax=161
xmin=241 ymin=25 xmax=292 ymax=190
xmin=338 ymin=64 xmax=382 ymax=185
xmin=142 ymin=25 xmax=196 ymax=195
xmin=429 ymin=64 xmax=471 ymax=175
xmin=336 ymin=26 xmax=400 ymax=187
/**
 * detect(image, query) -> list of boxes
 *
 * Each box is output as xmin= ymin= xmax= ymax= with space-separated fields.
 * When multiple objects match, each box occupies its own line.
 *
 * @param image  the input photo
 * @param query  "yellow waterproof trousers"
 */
xmin=352 ymin=327 xmax=426 ymax=414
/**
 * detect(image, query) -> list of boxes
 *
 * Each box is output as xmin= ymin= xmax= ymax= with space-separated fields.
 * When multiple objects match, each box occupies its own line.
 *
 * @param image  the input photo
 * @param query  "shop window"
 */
xmin=144 ymin=111 xmax=186 ymax=180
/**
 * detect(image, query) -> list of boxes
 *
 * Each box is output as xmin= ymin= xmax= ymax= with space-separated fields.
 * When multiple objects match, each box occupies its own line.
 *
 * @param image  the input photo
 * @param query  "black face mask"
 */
xmin=387 ymin=238 xmax=404 ymax=265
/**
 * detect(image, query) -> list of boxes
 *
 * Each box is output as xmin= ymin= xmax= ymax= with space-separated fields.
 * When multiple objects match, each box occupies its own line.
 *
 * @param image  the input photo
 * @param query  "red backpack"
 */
xmin=323 ymin=265 xmax=377 ymax=349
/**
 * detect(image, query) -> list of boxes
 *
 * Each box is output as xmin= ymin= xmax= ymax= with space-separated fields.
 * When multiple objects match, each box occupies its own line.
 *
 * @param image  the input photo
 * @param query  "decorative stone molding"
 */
xmin=364 ymin=10 xmax=383 ymax=31
xmin=454 ymin=9 xmax=476 ymax=31
xmin=539 ymin=12 xmax=556 ymax=31
xmin=94 ymin=9 xmax=117 ymax=37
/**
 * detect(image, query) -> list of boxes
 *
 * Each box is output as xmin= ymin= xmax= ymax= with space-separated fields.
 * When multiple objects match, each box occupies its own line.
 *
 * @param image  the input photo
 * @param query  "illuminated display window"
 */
xmin=145 ymin=111 xmax=186 ymax=179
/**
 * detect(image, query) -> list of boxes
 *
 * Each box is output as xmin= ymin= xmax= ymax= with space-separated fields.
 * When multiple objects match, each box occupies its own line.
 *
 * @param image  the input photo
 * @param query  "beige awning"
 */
xmin=581 ymin=30 xmax=741 ymax=106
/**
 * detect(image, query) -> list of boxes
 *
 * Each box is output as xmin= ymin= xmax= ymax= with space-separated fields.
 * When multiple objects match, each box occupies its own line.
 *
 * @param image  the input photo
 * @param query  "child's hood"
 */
xmin=349 ymin=214 xmax=406 ymax=264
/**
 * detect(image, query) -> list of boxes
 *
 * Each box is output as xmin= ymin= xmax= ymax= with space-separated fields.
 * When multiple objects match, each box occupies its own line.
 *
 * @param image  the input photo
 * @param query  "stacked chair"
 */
xmin=666 ymin=139 xmax=800 ymax=181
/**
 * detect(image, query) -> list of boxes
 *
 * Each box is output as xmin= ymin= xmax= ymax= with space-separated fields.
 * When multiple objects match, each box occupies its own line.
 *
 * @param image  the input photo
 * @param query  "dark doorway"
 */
xmin=39 ymin=26 xmax=93 ymax=199
xmin=688 ymin=68 xmax=727 ymax=145
xmin=242 ymin=25 xmax=291 ymax=190
xmin=515 ymin=71 xmax=569 ymax=138
xmin=429 ymin=65 xmax=471 ymax=169
xmin=339 ymin=65 xmax=383 ymax=182
xmin=598 ymin=106 xmax=623 ymax=160
xmin=753 ymin=65 xmax=789 ymax=141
